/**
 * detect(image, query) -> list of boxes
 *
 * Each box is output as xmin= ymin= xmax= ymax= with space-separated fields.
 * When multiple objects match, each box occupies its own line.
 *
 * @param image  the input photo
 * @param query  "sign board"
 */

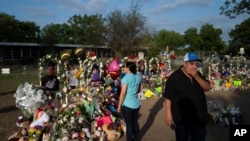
xmin=1 ymin=68 xmax=10 ymax=74
xmin=240 ymin=48 xmax=245 ymax=54
xmin=138 ymin=52 xmax=144 ymax=59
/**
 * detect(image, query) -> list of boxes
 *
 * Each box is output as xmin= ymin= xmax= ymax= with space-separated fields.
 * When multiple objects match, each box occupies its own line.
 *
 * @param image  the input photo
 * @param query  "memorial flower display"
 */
xmin=207 ymin=100 xmax=244 ymax=126
xmin=8 ymin=52 xmax=249 ymax=140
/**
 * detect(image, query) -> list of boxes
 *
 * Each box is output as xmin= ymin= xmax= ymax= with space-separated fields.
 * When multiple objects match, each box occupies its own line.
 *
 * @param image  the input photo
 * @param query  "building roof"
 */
xmin=0 ymin=42 xmax=108 ymax=48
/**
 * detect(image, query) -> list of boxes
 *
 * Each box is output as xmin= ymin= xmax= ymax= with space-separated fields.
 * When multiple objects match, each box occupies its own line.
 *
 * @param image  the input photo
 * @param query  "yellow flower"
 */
xmin=28 ymin=128 xmax=35 ymax=134
xmin=35 ymin=130 xmax=42 ymax=135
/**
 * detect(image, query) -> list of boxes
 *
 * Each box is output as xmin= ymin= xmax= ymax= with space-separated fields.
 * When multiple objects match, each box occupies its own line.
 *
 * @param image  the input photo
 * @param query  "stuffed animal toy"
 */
xmin=102 ymin=124 xmax=121 ymax=141
xmin=8 ymin=118 xmax=31 ymax=141
xmin=30 ymin=109 xmax=50 ymax=128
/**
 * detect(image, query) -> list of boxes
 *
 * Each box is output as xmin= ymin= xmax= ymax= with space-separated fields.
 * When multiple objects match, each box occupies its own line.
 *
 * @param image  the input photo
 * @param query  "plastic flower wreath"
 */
xmin=38 ymin=54 xmax=58 ymax=79
xmin=217 ymin=104 xmax=244 ymax=126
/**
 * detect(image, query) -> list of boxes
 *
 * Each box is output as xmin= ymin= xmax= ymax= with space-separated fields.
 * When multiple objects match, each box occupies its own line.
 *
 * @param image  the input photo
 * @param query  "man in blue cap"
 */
xmin=163 ymin=51 xmax=211 ymax=141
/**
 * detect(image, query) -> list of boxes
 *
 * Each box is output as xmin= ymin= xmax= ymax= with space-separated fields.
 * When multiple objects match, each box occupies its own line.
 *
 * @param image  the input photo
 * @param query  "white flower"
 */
xmin=37 ymin=89 xmax=44 ymax=96
xmin=47 ymin=54 xmax=51 ymax=59
xmin=78 ymin=117 xmax=84 ymax=123
xmin=70 ymin=117 xmax=75 ymax=123
xmin=63 ymin=115 xmax=68 ymax=121
xmin=63 ymin=86 xmax=67 ymax=93
xmin=92 ymin=56 xmax=97 ymax=60
xmin=99 ymin=62 xmax=103 ymax=67
xmin=82 ymin=94 xmax=86 ymax=99
xmin=58 ymin=119 xmax=63 ymax=124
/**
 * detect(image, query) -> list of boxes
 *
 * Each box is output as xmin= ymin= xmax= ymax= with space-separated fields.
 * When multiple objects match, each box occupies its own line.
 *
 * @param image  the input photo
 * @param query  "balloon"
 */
xmin=108 ymin=60 xmax=120 ymax=72
xmin=61 ymin=52 xmax=71 ymax=61
xmin=109 ymin=71 xmax=120 ymax=80
xmin=74 ymin=48 xmax=84 ymax=56
xmin=113 ymin=56 xmax=119 ymax=61
xmin=75 ymin=68 xmax=83 ymax=79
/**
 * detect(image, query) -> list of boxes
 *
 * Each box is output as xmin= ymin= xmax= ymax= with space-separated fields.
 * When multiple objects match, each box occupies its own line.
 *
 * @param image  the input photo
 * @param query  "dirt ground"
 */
xmin=1 ymin=89 xmax=250 ymax=141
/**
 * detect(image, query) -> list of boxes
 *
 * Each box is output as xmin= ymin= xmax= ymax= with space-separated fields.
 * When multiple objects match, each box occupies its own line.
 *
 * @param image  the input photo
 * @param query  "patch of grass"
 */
xmin=0 ymin=75 xmax=39 ymax=94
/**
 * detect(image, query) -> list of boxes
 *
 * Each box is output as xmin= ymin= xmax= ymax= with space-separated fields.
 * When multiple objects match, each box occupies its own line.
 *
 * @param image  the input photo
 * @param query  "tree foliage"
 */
xmin=40 ymin=14 xmax=106 ymax=45
xmin=0 ymin=12 xmax=40 ymax=42
xmin=200 ymin=24 xmax=224 ymax=52
xmin=220 ymin=0 xmax=250 ymax=18
xmin=228 ymin=18 xmax=250 ymax=55
xmin=105 ymin=4 xmax=149 ymax=56
xmin=184 ymin=27 xmax=201 ymax=51
xmin=1 ymin=7 xmax=239 ymax=57
xmin=184 ymin=24 xmax=226 ymax=54
xmin=41 ymin=23 xmax=71 ymax=45
xmin=138 ymin=34 xmax=158 ymax=59
xmin=67 ymin=14 xmax=106 ymax=45
xmin=155 ymin=29 xmax=185 ymax=52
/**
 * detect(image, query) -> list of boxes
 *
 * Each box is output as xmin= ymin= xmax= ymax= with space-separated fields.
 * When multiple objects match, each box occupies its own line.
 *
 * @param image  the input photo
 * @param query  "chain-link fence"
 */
xmin=0 ymin=65 xmax=39 ymax=77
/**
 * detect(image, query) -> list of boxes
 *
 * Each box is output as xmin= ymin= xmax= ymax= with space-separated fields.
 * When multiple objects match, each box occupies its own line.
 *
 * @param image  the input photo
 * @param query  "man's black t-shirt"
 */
xmin=163 ymin=67 xmax=208 ymax=124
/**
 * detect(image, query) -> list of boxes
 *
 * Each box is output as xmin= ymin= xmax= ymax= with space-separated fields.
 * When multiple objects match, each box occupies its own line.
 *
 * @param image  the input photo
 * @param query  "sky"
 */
xmin=0 ymin=0 xmax=248 ymax=43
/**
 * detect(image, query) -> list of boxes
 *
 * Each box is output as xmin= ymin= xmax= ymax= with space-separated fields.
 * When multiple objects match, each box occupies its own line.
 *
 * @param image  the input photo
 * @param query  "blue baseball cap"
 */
xmin=183 ymin=52 xmax=202 ymax=62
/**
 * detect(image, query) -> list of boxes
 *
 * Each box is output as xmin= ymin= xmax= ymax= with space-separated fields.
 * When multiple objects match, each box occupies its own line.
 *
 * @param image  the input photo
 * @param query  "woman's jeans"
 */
xmin=121 ymin=106 xmax=140 ymax=141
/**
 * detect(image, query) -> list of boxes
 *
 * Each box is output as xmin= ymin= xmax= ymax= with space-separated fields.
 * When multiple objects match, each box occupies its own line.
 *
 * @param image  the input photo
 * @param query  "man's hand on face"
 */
xmin=186 ymin=66 xmax=198 ymax=78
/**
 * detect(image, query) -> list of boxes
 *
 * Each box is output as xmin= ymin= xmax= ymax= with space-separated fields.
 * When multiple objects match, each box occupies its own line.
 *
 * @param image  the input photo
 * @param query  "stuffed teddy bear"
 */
xmin=102 ymin=123 xmax=121 ymax=141
xmin=8 ymin=120 xmax=30 ymax=141
xmin=30 ymin=108 xmax=50 ymax=128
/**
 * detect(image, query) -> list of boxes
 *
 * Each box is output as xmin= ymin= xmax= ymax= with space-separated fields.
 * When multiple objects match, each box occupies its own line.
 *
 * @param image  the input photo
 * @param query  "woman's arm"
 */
xmin=117 ymin=84 xmax=127 ymax=112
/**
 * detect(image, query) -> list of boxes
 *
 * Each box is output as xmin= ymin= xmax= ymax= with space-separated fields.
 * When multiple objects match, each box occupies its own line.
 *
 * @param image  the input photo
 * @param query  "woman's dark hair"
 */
xmin=126 ymin=61 xmax=137 ymax=74
xmin=92 ymin=64 xmax=99 ymax=72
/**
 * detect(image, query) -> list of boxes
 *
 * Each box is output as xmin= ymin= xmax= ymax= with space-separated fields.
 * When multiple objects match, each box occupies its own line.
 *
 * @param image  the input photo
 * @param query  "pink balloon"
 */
xmin=108 ymin=60 xmax=120 ymax=72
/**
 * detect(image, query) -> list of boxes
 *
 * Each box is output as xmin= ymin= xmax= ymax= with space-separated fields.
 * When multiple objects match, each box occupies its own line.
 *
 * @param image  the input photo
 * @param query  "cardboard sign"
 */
xmin=1 ymin=68 xmax=10 ymax=74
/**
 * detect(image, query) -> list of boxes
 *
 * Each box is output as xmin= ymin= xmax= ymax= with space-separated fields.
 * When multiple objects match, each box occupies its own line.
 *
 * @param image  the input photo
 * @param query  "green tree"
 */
xmin=184 ymin=27 xmax=203 ymax=51
xmin=220 ymin=0 xmax=250 ymax=18
xmin=18 ymin=21 xmax=41 ymax=43
xmin=199 ymin=23 xmax=225 ymax=54
xmin=155 ymin=29 xmax=185 ymax=52
xmin=81 ymin=14 xmax=106 ymax=45
xmin=41 ymin=23 xmax=70 ymax=44
xmin=105 ymin=4 xmax=148 ymax=56
xmin=67 ymin=15 xmax=85 ymax=44
xmin=228 ymin=18 xmax=250 ymax=55
xmin=138 ymin=33 xmax=158 ymax=59
xmin=67 ymin=14 xmax=106 ymax=45
xmin=0 ymin=12 xmax=40 ymax=42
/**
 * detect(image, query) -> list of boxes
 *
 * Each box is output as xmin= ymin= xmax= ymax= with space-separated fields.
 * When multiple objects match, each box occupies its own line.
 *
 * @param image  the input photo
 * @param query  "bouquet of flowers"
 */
xmin=218 ymin=104 xmax=243 ymax=126
xmin=207 ymin=101 xmax=244 ymax=126
xmin=14 ymin=82 xmax=47 ymax=118
xmin=217 ymin=104 xmax=244 ymax=126
xmin=28 ymin=125 xmax=43 ymax=141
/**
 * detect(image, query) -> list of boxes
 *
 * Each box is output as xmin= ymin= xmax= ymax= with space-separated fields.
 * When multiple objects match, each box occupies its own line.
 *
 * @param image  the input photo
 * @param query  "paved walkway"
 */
xmin=119 ymin=89 xmax=250 ymax=141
